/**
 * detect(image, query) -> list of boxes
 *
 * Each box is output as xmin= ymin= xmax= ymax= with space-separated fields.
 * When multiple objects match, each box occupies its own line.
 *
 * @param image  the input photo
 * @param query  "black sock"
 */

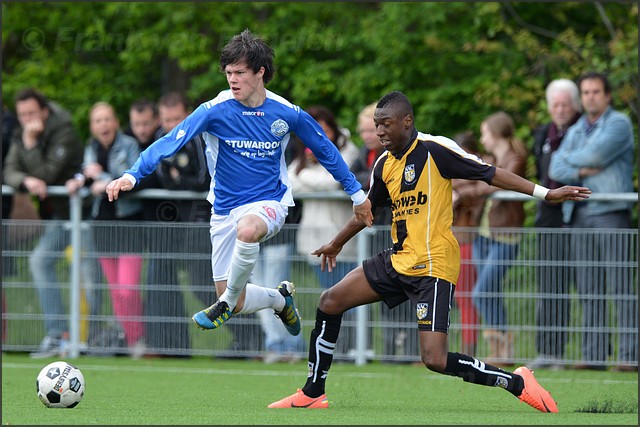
xmin=444 ymin=352 xmax=524 ymax=396
xmin=302 ymin=308 xmax=342 ymax=398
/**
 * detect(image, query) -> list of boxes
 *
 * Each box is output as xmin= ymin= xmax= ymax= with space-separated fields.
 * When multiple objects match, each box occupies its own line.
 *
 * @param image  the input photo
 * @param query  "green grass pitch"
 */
xmin=2 ymin=353 xmax=637 ymax=425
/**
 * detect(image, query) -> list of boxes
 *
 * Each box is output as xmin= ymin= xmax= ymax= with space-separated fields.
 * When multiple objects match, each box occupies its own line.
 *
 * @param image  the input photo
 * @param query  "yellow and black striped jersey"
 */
xmin=368 ymin=130 xmax=496 ymax=283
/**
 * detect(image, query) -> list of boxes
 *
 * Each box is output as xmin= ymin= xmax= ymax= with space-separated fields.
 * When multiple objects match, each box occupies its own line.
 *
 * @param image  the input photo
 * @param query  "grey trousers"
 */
xmin=570 ymin=206 xmax=637 ymax=365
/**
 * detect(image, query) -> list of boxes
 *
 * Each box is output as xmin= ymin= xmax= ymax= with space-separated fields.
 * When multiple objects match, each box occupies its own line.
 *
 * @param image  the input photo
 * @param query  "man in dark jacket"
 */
xmin=531 ymin=78 xmax=581 ymax=369
xmin=3 ymin=88 xmax=83 ymax=358
xmin=142 ymin=92 xmax=212 ymax=356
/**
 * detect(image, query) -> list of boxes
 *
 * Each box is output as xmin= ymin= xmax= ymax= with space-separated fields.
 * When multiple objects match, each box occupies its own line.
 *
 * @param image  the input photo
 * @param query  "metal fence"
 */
xmin=2 ymin=186 xmax=638 ymax=368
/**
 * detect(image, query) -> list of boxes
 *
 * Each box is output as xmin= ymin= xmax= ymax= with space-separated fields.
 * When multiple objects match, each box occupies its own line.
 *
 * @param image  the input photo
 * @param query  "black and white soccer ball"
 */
xmin=36 ymin=361 xmax=85 ymax=408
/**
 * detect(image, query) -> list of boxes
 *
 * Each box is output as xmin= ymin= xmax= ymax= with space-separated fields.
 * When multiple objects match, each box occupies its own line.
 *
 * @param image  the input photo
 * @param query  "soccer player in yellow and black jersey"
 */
xmin=269 ymin=91 xmax=591 ymax=412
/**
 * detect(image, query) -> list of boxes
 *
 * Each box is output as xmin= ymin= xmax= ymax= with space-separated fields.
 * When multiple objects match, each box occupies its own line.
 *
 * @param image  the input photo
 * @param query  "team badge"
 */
xmin=270 ymin=119 xmax=289 ymax=137
xmin=263 ymin=206 xmax=276 ymax=220
xmin=416 ymin=302 xmax=429 ymax=320
xmin=404 ymin=164 xmax=416 ymax=184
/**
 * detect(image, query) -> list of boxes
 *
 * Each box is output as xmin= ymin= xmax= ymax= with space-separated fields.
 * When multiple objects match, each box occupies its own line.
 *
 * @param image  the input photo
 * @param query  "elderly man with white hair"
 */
xmin=531 ymin=78 xmax=581 ymax=369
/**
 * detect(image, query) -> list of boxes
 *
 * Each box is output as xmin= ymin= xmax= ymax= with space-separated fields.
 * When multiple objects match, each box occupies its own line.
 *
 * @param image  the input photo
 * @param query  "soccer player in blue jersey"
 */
xmin=106 ymin=29 xmax=372 ymax=338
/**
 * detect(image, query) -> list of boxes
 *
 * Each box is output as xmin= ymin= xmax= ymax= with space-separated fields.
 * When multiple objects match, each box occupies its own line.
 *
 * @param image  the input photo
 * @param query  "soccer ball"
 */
xmin=36 ymin=361 xmax=85 ymax=408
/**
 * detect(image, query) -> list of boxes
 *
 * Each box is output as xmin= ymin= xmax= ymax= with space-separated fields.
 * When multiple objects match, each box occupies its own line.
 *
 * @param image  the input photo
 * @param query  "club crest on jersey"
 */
xmin=416 ymin=303 xmax=429 ymax=320
xmin=270 ymin=119 xmax=289 ymax=137
xmin=263 ymin=206 xmax=276 ymax=220
xmin=404 ymin=164 xmax=416 ymax=184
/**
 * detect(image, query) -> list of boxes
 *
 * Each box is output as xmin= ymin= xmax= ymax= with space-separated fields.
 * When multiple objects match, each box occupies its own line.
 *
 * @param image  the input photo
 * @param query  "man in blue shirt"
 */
xmin=106 ymin=29 xmax=372 ymax=337
xmin=549 ymin=71 xmax=637 ymax=371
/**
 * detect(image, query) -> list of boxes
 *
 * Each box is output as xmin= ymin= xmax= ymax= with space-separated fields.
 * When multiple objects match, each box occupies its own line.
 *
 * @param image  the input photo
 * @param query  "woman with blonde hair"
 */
xmin=67 ymin=102 xmax=145 ymax=356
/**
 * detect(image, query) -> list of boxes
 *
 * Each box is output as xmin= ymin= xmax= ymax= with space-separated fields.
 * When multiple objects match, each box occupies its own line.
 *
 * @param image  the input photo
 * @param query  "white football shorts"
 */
xmin=209 ymin=200 xmax=288 ymax=281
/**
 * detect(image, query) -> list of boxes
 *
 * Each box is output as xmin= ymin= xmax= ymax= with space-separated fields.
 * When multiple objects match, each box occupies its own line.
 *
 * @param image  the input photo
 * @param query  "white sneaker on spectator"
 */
xmin=30 ymin=335 xmax=65 ymax=359
xmin=130 ymin=339 xmax=147 ymax=360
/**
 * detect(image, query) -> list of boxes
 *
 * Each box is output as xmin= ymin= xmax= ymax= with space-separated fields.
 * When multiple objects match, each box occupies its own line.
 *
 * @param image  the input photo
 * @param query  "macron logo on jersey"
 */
xmin=176 ymin=129 xmax=186 ymax=139
xmin=242 ymin=111 xmax=265 ymax=116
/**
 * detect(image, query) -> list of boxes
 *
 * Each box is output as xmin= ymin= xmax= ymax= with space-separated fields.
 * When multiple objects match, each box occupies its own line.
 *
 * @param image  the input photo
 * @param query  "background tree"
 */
xmin=3 ymin=1 xmax=637 ymax=224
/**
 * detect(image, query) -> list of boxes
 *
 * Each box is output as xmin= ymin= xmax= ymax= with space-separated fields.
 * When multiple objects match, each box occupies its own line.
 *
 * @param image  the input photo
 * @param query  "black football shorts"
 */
xmin=362 ymin=249 xmax=454 ymax=333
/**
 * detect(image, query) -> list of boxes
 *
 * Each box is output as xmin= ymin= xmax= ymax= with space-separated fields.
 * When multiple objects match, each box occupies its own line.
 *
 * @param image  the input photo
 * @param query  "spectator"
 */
xmin=106 ymin=30 xmax=370 ymax=347
xmin=67 ymin=101 xmax=145 ymax=357
xmin=530 ymin=78 xmax=581 ymax=369
xmin=124 ymin=98 xmax=170 ymax=356
xmin=350 ymin=102 xmax=384 ymax=192
xmin=351 ymin=101 xmax=416 ymax=362
xmin=288 ymin=105 xmax=361 ymax=357
xmin=451 ymin=130 xmax=486 ymax=357
xmin=145 ymin=91 xmax=212 ymax=357
xmin=549 ymin=71 xmax=637 ymax=371
xmin=125 ymin=98 xmax=162 ymax=150
xmin=471 ymin=112 xmax=527 ymax=366
xmin=3 ymin=88 xmax=83 ymax=358
xmin=253 ymin=134 xmax=306 ymax=363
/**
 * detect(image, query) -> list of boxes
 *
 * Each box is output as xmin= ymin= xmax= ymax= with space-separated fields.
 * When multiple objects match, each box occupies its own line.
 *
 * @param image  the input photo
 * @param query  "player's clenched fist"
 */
xmin=105 ymin=176 xmax=134 ymax=201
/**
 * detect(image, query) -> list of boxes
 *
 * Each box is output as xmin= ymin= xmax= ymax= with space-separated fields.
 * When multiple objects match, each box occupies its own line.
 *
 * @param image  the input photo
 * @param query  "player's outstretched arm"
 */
xmin=312 ymin=215 xmax=367 ymax=272
xmin=491 ymin=168 xmax=591 ymax=204
xmin=106 ymin=176 xmax=134 ymax=202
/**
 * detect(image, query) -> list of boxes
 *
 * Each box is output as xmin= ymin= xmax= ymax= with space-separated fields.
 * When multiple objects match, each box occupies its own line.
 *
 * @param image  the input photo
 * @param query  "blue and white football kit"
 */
xmin=122 ymin=89 xmax=365 ymax=331
xmin=124 ymin=89 xmax=364 ymax=214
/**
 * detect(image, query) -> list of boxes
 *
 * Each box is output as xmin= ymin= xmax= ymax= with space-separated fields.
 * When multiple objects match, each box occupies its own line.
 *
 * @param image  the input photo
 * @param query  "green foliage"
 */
xmin=3 ymin=2 xmax=637 ymax=197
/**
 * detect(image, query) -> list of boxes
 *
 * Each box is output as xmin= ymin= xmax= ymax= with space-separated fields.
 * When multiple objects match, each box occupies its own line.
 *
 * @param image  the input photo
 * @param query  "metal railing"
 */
xmin=2 ymin=185 xmax=638 ymax=367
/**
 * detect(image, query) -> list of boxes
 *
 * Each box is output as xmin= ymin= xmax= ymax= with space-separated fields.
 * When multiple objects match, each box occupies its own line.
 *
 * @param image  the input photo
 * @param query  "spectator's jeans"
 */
xmin=29 ymin=221 xmax=68 ymax=338
xmin=253 ymin=243 xmax=304 ymax=353
xmin=29 ymin=220 xmax=101 ymax=339
xmin=471 ymin=235 xmax=519 ymax=331
xmin=571 ymin=207 xmax=637 ymax=364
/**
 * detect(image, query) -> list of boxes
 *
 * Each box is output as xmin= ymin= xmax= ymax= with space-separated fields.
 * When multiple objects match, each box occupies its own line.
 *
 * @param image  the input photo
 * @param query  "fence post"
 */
xmin=354 ymin=227 xmax=374 ymax=366
xmin=68 ymin=192 xmax=82 ymax=359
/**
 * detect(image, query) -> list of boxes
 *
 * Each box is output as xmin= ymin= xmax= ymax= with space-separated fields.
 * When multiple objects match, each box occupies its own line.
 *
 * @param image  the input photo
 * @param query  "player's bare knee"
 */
xmin=317 ymin=289 xmax=331 ymax=311
xmin=421 ymin=352 xmax=447 ymax=373
xmin=235 ymin=230 xmax=255 ymax=242
xmin=318 ymin=289 xmax=341 ymax=315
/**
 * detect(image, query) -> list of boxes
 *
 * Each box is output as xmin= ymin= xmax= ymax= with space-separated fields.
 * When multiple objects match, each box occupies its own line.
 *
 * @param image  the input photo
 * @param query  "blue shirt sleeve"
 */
xmin=293 ymin=109 xmax=362 ymax=196
xmin=125 ymin=104 xmax=210 ymax=184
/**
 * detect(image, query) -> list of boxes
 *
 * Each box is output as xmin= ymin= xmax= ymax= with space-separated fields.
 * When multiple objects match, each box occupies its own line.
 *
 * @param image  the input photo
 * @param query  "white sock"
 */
xmin=219 ymin=240 xmax=260 ymax=309
xmin=237 ymin=283 xmax=285 ymax=314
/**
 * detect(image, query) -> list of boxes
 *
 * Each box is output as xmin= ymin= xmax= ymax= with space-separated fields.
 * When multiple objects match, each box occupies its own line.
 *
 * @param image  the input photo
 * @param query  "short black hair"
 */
xmin=376 ymin=91 xmax=413 ymax=118
xmin=15 ymin=88 xmax=48 ymax=109
xmin=158 ymin=91 xmax=189 ymax=110
xmin=578 ymin=71 xmax=611 ymax=95
xmin=130 ymin=98 xmax=158 ymax=117
xmin=219 ymin=29 xmax=276 ymax=85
